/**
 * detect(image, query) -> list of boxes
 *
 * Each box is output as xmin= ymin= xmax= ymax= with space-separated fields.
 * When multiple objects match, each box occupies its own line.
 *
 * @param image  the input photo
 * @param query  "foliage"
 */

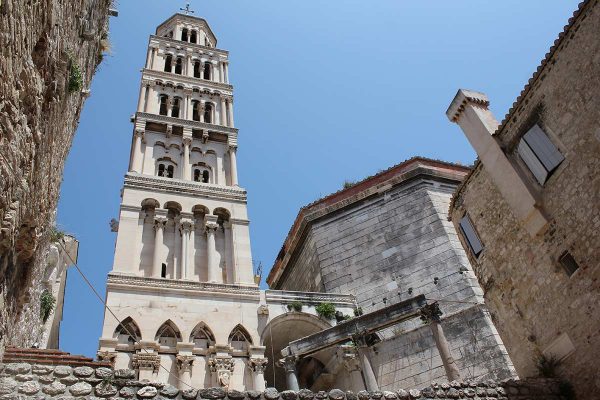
xmin=40 ymin=290 xmax=56 ymax=323
xmin=68 ymin=58 xmax=83 ymax=93
xmin=315 ymin=302 xmax=336 ymax=319
xmin=536 ymin=354 xmax=561 ymax=378
xmin=287 ymin=301 xmax=303 ymax=312
xmin=342 ymin=180 xmax=356 ymax=189
xmin=49 ymin=226 xmax=65 ymax=243
xmin=558 ymin=380 xmax=575 ymax=400
xmin=353 ymin=307 xmax=363 ymax=317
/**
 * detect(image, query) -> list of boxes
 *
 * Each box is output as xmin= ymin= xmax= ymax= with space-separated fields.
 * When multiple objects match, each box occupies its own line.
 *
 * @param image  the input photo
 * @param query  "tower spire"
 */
xmin=180 ymin=2 xmax=194 ymax=15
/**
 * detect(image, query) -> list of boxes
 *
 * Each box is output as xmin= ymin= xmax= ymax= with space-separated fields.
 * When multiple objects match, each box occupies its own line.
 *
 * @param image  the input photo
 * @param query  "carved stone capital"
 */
xmin=277 ymin=356 xmax=297 ymax=373
xmin=132 ymin=353 xmax=161 ymax=372
xmin=205 ymin=222 xmax=219 ymax=234
xmin=208 ymin=356 xmax=235 ymax=388
xmin=97 ymin=351 xmax=117 ymax=367
xmin=176 ymin=354 xmax=195 ymax=372
xmin=248 ymin=357 xmax=268 ymax=374
xmin=419 ymin=302 xmax=442 ymax=323
xmin=134 ymin=128 xmax=145 ymax=139
xmin=182 ymin=136 xmax=192 ymax=147
xmin=180 ymin=220 xmax=195 ymax=233
xmin=228 ymin=145 xmax=237 ymax=153
xmin=154 ymin=217 xmax=167 ymax=231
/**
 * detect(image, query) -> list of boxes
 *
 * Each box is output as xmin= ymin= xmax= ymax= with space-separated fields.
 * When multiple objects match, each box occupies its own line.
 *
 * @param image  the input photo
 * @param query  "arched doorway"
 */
xmin=260 ymin=313 xmax=334 ymax=391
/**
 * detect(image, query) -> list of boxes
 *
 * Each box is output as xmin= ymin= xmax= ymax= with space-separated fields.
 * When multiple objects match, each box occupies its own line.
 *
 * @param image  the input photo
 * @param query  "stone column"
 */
xmin=224 ymin=62 xmax=229 ymax=83
xmin=176 ymin=355 xmax=195 ymax=388
xmin=206 ymin=221 xmax=219 ymax=282
xmin=420 ymin=302 xmax=461 ymax=382
xmin=220 ymin=97 xmax=227 ymax=126
xmin=248 ymin=358 xmax=268 ymax=392
xmin=224 ymin=221 xmax=236 ymax=283
xmin=354 ymin=335 xmax=379 ymax=391
xmin=150 ymin=48 xmax=156 ymax=69
xmin=340 ymin=345 xmax=364 ymax=392
xmin=186 ymin=55 xmax=193 ymax=77
xmin=278 ymin=356 xmax=299 ymax=391
xmin=182 ymin=137 xmax=192 ymax=180
xmin=227 ymin=98 xmax=235 ymax=128
xmin=132 ymin=342 xmax=161 ymax=381
xmin=219 ymin=63 xmax=225 ymax=84
xmin=180 ymin=220 xmax=193 ymax=279
xmin=130 ymin=129 xmax=144 ymax=173
xmin=145 ymin=47 xmax=153 ymax=69
xmin=229 ymin=145 xmax=238 ymax=186
xmin=152 ymin=217 xmax=167 ymax=278
xmin=212 ymin=61 xmax=220 ymax=82
xmin=172 ymin=216 xmax=181 ymax=279
xmin=137 ymin=84 xmax=147 ymax=112
xmin=199 ymin=101 xmax=205 ymax=123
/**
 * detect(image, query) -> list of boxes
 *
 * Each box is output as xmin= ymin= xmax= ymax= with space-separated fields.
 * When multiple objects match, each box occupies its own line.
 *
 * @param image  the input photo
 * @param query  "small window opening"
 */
xmin=193 ymin=61 xmax=201 ymax=78
xmin=175 ymin=57 xmax=183 ymax=75
xmin=202 ymin=170 xmax=209 ymax=183
xmin=168 ymin=30 xmax=173 ymax=38
xmin=204 ymin=103 xmax=213 ymax=124
xmin=194 ymin=169 xmax=201 ymax=182
xmin=181 ymin=28 xmax=188 ymax=42
xmin=164 ymin=55 xmax=172 ymax=72
xmin=459 ymin=215 xmax=483 ymax=257
xmin=158 ymin=164 xmax=165 ymax=177
xmin=167 ymin=165 xmax=174 ymax=178
xmin=159 ymin=95 xmax=168 ymax=115
xmin=161 ymin=263 xmax=167 ymax=278
xmin=171 ymin=98 xmax=180 ymax=118
xmin=190 ymin=30 xmax=197 ymax=44
xmin=559 ymin=251 xmax=579 ymax=277
xmin=203 ymin=62 xmax=211 ymax=80
xmin=192 ymin=100 xmax=200 ymax=121
xmin=517 ymin=124 xmax=565 ymax=185
xmin=204 ymin=37 xmax=210 ymax=47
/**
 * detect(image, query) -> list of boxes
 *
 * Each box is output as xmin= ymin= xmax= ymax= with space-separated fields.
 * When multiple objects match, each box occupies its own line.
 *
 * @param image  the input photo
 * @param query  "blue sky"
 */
xmin=57 ymin=0 xmax=580 ymax=357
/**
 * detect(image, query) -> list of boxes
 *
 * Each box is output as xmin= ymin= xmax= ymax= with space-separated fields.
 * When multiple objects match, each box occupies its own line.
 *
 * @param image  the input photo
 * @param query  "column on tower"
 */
xmin=220 ymin=97 xmax=227 ymax=126
xmin=205 ymin=216 xmax=220 ymax=283
xmin=182 ymin=136 xmax=192 ymax=180
xmin=180 ymin=218 xmax=194 ymax=280
xmin=212 ymin=61 xmax=220 ymax=82
xmin=152 ymin=217 xmax=167 ymax=278
xmin=131 ymin=128 xmax=144 ymax=173
xmin=172 ymin=216 xmax=181 ymax=278
xmin=227 ymin=97 xmax=235 ymax=128
xmin=219 ymin=63 xmax=225 ymax=84
xmin=228 ymin=145 xmax=238 ymax=186
xmin=224 ymin=221 xmax=236 ymax=284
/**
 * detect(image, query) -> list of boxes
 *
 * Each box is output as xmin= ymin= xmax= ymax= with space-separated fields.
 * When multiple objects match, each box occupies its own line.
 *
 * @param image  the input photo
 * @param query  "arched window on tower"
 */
xmin=193 ymin=165 xmax=211 ymax=183
xmin=164 ymin=55 xmax=172 ymax=72
xmin=155 ymin=320 xmax=182 ymax=348
xmin=161 ymin=263 xmax=167 ymax=278
xmin=190 ymin=323 xmax=215 ymax=350
xmin=159 ymin=95 xmax=168 ymax=116
xmin=203 ymin=62 xmax=211 ymax=80
xmin=113 ymin=317 xmax=142 ymax=346
xmin=191 ymin=100 xmax=200 ymax=121
xmin=202 ymin=170 xmax=209 ymax=183
xmin=193 ymin=61 xmax=201 ymax=78
xmin=228 ymin=325 xmax=253 ymax=352
xmin=204 ymin=37 xmax=211 ymax=47
xmin=171 ymin=97 xmax=181 ymax=118
xmin=157 ymin=159 xmax=176 ymax=178
xmin=174 ymin=57 xmax=183 ymax=75
xmin=190 ymin=30 xmax=198 ymax=44
xmin=181 ymin=28 xmax=188 ymax=42
xmin=204 ymin=103 xmax=213 ymax=124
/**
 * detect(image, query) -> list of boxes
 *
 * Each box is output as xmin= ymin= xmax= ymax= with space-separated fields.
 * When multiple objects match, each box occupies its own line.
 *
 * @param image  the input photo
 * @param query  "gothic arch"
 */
xmin=228 ymin=324 xmax=253 ymax=352
xmin=189 ymin=322 xmax=216 ymax=349
xmin=113 ymin=317 xmax=142 ymax=345
xmin=155 ymin=320 xmax=182 ymax=347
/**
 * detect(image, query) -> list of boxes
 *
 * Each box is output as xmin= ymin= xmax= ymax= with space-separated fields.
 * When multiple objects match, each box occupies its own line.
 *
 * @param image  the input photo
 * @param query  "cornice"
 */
xmin=124 ymin=173 xmax=248 ymax=202
xmin=265 ymin=290 xmax=355 ymax=307
xmin=143 ymin=69 xmax=233 ymax=93
xmin=107 ymin=273 xmax=260 ymax=299
xmin=446 ymin=89 xmax=490 ymax=123
xmin=150 ymin=35 xmax=228 ymax=56
xmin=135 ymin=112 xmax=238 ymax=136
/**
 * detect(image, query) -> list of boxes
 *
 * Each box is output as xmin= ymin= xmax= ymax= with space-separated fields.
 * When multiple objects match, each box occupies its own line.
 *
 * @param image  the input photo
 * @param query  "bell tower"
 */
xmin=98 ymin=10 xmax=265 ymax=390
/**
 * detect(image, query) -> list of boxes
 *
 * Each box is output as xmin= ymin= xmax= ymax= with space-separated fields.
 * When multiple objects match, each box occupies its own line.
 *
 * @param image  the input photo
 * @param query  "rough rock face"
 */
xmin=0 ymin=0 xmax=110 ymax=358
xmin=0 ymin=362 xmax=567 ymax=400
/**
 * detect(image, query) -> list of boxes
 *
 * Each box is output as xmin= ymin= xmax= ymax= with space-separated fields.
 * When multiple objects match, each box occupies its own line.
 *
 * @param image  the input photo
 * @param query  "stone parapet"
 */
xmin=0 ymin=362 xmax=566 ymax=400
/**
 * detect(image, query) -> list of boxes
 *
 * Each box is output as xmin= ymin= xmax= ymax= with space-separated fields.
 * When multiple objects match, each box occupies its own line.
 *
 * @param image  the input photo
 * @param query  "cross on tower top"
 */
xmin=180 ymin=3 xmax=194 ymax=15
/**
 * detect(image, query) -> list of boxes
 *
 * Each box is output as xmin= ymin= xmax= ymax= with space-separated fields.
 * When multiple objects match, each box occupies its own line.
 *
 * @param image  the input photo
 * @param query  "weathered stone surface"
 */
xmin=281 ymin=390 xmax=297 ymax=400
xmin=37 ymin=375 xmax=54 ymax=384
xmin=344 ymin=392 xmax=356 ymax=400
xmin=327 ymin=390 xmax=344 ymax=400
xmin=297 ymin=389 xmax=314 ymax=400
xmin=382 ymin=392 xmax=396 ymax=400
xmin=199 ymin=388 xmax=226 ymax=399
xmin=13 ymin=376 xmax=33 ymax=383
xmin=446 ymin=388 xmax=460 ymax=399
xmin=95 ymin=382 xmax=118 ymax=397
xmin=263 ymin=388 xmax=279 ymax=400
xmin=419 ymin=387 xmax=435 ymax=399
xmin=407 ymin=389 xmax=420 ymax=399
xmin=160 ymin=385 xmax=179 ymax=398
xmin=314 ymin=391 xmax=327 ymax=400
xmin=31 ymin=365 xmax=53 ymax=376
xmin=119 ymin=387 xmax=136 ymax=398
xmin=84 ymin=377 xmax=103 ymax=385
xmin=69 ymin=382 xmax=93 ymax=396
xmin=181 ymin=389 xmax=198 ymax=400
xmin=226 ymin=390 xmax=244 ymax=400
xmin=60 ymin=376 xmax=79 ymax=386
xmin=42 ymin=381 xmax=66 ymax=396
xmin=95 ymin=368 xmax=113 ymax=379
xmin=137 ymin=386 xmax=158 ymax=398
xmin=17 ymin=381 xmax=40 ymax=395
xmin=72 ymin=366 xmax=94 ymax=378
xmin=53 ymin=366 xmax=72 ymax=377
xmin=114 ymin=369 xmax=136 ymax=380
xmin=0 ymin=378 xmax=19 ymax=395
xmin=4 ymin=365 xmax=30 ymax=376
xmin=246 ymin=390 xmax=261 ymax=400
xmin=357 ymin=391 xmax=370 ymax=400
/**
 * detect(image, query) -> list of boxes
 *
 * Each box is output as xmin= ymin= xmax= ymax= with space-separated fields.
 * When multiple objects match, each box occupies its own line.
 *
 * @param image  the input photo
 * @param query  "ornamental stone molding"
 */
xmin=182 ymin=136 xmax=192 ymax=147
xmin=154 ymin=217 xmax=167 ymax=230
xmin=96 ymin=351 xmax=117 ymax=367
xmin=176 ymin=355 xmax=195 ymax=372
xmin=135 ymin=112 xmax=238 ymax=135
xmin=205 ymin=222 xmax=219 ymax=234
xmin=247 ymin=358 xmax=268 ymax=373
xmin=208 ymin=356 xmax=235 ymax=388
xmin=143 ymin=68 xmax=233 ymax=92
xmin=132 ymin=353 xmax=161 ymax=372
xmin=150 ymin=34 xmax=229 ymax=56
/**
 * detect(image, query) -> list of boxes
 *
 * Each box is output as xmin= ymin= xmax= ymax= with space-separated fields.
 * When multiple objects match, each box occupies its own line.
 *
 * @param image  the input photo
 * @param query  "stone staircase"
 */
xmin=2 ymin=347 xmax=111 ymax=368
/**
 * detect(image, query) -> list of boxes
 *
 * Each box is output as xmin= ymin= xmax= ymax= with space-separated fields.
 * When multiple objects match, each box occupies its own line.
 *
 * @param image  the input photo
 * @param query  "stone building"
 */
xmin=0 ymin=0 xmax=111 ymax=358
xmin=268 ymin=158 xmax=516 ymax=391
xmin=97 ymin=12 xmax=359 ymax=392
xmin=445 ymin=1 xmax=600 ymax=398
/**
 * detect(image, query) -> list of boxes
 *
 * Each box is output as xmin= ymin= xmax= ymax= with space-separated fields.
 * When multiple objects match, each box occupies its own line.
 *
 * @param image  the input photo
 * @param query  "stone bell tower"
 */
xmin=97 ymin=10 xmax=267 ymax=390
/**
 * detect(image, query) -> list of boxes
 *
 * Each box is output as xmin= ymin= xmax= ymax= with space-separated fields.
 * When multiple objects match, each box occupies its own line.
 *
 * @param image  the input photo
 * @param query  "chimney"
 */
xmin=446 ymin=89 xmax=548 ymax=236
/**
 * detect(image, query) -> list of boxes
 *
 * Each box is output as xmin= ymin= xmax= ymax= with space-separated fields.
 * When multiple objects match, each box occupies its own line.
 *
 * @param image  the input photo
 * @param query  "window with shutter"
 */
xmin=459 ymin=215 xmax=483 ymax=257
xmin=518 ymin=124 xmax=564 ymax=185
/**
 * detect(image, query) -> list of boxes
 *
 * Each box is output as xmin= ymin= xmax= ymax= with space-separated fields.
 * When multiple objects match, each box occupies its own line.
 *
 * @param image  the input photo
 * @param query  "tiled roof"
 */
xmin=2 ymin=347 xmax=111 ymax=368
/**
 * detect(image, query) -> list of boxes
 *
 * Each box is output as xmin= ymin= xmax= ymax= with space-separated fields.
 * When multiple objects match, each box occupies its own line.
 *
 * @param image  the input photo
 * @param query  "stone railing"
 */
xmin=0 ymin=363 xmax=566 ymax=400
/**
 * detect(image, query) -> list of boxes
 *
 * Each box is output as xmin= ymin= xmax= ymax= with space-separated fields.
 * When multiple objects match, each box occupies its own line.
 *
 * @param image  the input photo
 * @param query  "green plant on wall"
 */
xmin=287 ymin=301 xmax=303 ymax=312
xmin=68 ymin=57 xmax=83 ymax=93
xmin=49 ymin=226 xmax=65 ymax=243
xmin=40 ymin=290 xmax=56 ymax=323
xmin=536 ymin=354 xmax=561 ymax=378
xmin=315 ymin=302 xmax=336 ymax=319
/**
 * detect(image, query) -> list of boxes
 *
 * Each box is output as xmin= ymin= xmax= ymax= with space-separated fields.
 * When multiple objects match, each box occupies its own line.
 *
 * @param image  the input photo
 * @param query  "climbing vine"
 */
xmin=40 ymin=290 xmax=56 ymax=323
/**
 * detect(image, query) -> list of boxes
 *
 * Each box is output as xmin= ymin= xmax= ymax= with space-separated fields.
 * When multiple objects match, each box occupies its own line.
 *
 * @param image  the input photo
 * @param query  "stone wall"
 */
xmin=270 ymin=160 xmax=516 ymax=390
xmin=0 ymin=362 xmax=568 ymax=400
xmin=0 ymin=0 xmax=110 ymax=358
xmin=448 ymin=1 xmax=600 ymax=399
